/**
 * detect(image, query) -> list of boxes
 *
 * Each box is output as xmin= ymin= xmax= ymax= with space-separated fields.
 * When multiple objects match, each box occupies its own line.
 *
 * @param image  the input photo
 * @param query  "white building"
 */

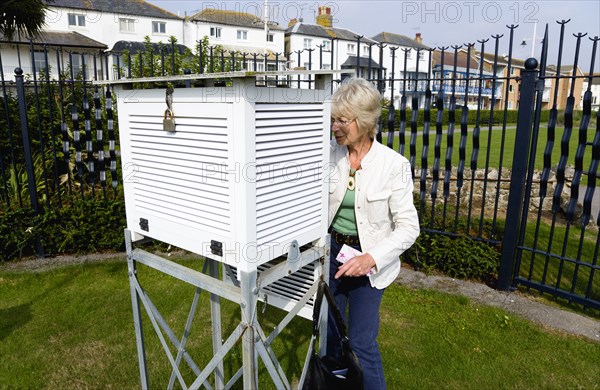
xmin=186 ymin=8 xmax=286 ymax=73
xmin=371 ymin=32 xmax=431 ymax=108
xmin=0 ymin=30 xmax=107 ymax=81
xmin=582 ymin=73 xmax=600 ymax=111
xmin=1 ymin=0 xmax=184 ymax=80
xmin=285 ymin=6 xmax=383 ymax=88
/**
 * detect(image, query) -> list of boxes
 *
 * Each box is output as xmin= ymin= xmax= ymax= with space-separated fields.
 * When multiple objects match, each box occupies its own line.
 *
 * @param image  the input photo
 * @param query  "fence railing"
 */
xmin=0 ymin=22 xmax=598 ymax=310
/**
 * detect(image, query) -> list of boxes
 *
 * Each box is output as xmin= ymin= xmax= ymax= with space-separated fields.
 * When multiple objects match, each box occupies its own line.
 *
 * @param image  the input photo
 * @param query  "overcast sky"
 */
xmin=147 ymin=1 xmax=600 ymax=71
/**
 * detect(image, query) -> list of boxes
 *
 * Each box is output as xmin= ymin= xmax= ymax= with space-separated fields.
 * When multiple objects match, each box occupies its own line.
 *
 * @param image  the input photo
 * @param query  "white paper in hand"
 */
xmin=335 ymin=244 xmax=374 ymax=276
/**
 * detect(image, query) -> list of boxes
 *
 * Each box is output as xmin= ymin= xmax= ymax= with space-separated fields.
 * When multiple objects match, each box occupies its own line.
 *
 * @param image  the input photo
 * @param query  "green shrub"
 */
xmin=0 ymin=192 xmax=126 ymax=262
xmin=0 ymin=208 xmax=37 ymax=261
xmin=402 ymin=201 xmax=503 ymax=284
xmin=403 ymin=232 xmax=500 ymax=283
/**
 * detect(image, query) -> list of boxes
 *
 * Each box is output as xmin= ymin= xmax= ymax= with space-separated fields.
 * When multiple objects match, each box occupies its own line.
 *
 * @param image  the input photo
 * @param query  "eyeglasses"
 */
xmin=331 ymin=117 xmax=355 ymax=127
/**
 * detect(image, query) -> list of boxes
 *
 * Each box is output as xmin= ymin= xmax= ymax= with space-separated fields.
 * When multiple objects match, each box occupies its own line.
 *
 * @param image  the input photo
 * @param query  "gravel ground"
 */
xmin=2 ymin=251 xmax=598 ymax=342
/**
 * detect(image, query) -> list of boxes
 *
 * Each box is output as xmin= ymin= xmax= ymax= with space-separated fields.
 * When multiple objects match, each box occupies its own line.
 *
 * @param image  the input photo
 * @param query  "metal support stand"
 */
xmin=125 ymin=229 xmax=329 ymax=389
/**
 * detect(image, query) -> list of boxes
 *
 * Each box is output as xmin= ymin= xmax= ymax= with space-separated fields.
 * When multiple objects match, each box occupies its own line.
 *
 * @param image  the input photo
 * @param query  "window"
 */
xmin=347 ymin=43 xmax=355 ymax=54
xmin=322 ymin=40 xmax=331 ymax=51
xmin=152 ymin=21 xmax=166 ymax=34
xmin=418 ymin=51 xmax=425 ymax=61
xmin=510 ymin=67 xmax=516 ymax=75
xmin=112 ymin=54 xmax=126 ymax=77
xmin=267 ymin=33 xmax=274 ymax=42
xmin=304 ymin=38 xmax=312 ymax=49
xmin=71 ymin=54 xmax=82 ymax=76
xmin=210 ymin=26 xmax=221 ymax=38
xmin=362 ymin=45 xmax=369 ymax=57
xmin=33 ymin=51 xmax=47 ymax=72
xmin=237 ymin=30 xmax=248 ymax=40
xmin=509 ymin=84 xmax=514 ymax=93
xmin=68 ymin=13 xmax=86 ymax=27
xmin=119 ymin=18 xmax=136 ymax=32
xmin=303 ymin=62 xmax=311 ymax=80
xmin=406 ymin=50 xmax=413 ymax=59
xmin=322 ymin=64 xmax=331 ymax=70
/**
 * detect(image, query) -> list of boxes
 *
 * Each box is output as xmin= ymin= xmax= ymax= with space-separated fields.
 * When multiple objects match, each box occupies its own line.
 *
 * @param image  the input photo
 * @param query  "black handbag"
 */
xmin=301 ymin=280 xmax=364 ymax=390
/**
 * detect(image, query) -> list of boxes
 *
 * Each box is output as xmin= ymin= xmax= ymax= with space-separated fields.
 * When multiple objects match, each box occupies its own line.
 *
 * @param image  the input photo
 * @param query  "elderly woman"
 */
xmin=327 ymin=77 xmax=420 ymax=390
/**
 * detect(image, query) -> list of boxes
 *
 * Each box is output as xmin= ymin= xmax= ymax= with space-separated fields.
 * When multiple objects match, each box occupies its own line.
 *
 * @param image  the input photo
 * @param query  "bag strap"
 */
xmin=312 ymin=280 xmax=348 ymax=339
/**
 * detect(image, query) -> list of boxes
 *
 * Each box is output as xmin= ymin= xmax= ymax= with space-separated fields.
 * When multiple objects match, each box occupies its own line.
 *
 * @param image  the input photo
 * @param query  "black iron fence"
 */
xmin=0 ymin=22 xmax=598 ymax=310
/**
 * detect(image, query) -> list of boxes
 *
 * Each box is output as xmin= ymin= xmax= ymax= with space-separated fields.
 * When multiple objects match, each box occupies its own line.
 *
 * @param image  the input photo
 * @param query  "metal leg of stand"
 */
xmin=319 ymin=235 xmax=331 ymax=356
xmin=126 ymin=229 xmax=149 ymax=389
xmin=240 ymin=270 xmax=259 ymax=389
xmin=209 ymin=259 xmax=225 ymax=389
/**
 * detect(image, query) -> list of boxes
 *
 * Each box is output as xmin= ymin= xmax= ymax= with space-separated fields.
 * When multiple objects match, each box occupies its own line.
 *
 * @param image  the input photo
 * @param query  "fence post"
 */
xmin=15 ymin=67 xmax=44 ymax=257
xmin=497 ymin=58 xmax=538 ymax=290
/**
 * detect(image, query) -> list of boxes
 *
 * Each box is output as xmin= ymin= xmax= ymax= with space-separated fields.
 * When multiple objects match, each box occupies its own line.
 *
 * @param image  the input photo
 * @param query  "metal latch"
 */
xmin=210 ymin=240 xmax=223 ymax=257
xmin=163 ymin=86 xmax=176 ymax=132
xmin=139 ymin=218 xmax=149 ymax=232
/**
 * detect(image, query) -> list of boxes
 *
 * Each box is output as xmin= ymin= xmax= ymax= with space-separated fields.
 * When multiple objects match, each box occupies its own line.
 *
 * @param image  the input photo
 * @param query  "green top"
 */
xmin=331 ymin=169 xmax=358 ymax=235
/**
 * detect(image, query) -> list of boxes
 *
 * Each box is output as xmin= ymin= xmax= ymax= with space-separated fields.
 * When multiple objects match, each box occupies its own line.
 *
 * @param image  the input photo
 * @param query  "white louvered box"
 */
xmin=116 ymin=75 xmax=332 ymax=273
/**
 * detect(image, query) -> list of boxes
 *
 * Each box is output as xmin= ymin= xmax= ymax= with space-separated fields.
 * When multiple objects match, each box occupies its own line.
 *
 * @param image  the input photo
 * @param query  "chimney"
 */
xmin=288 ymin=18 xmax=297 ymax=27
xmin=316 ymin=5 xmax=333 ymax=28
xmin=415 ymin=33 xmax=422 ymax=44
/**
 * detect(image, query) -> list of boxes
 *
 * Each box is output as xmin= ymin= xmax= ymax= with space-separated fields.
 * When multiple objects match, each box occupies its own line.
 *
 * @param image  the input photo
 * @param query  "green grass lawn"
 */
xmin=383 ymin=121 xmax=598 ymax=173
xmin=518 ymin=220 xmax=600 ymax=304
xmin=1 ymin=258 xmax=598 ymax=389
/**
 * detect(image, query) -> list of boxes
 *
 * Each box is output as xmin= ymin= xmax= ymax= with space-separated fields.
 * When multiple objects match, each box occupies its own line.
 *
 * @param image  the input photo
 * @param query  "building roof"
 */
xmin=189 ymin=9 xmax=284 ymax=31
xmin=0 ymin=30 xmax=107 ymax=49
xmin=547 ymin=65 xmax=584 ymax=76
xmin=371 ymin=32 xmax=429 ymax=50
xmin=432 ymin=50 xmax=479 ymax=70
xmin=110 ymin=40 xmax=188 ymax=54
xmin=477 ymin=52 xmax=509 ymax=65
xmin=44 ymin=0 xmax=181 ymax=20
xmin=583 ymin=73 xmax=600 ymax=85
xmin=341 ymin=56 xmax=384 ymax=69
xmin=286 ymin=22 xmax=377 ymax=44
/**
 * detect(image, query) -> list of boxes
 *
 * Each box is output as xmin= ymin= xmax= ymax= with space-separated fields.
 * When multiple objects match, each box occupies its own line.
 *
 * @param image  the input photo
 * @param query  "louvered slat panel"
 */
xmin=128 ymin=108 xmax=231 ymax=235
xmin=255 ymin=103 xmax=324 ymax=248
xmin=134 ymin=196 xmax=230 ymax=232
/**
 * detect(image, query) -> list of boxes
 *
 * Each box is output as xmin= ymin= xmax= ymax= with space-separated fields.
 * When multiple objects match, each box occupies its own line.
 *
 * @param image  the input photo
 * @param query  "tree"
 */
xmin=0 ymin=0 xmax=50 ymax=41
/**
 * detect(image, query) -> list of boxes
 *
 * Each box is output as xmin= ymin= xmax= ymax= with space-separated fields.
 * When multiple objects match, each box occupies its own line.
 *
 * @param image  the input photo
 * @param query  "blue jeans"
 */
xmin=327 ymin=236 xmax=386 ymax=390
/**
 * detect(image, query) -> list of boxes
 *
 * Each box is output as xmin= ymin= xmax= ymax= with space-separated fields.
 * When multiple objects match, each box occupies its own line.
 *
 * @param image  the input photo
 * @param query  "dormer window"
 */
xmin=68 ymin=13 xmax=86 ymax=27
xmin=119 ymin=18 xmax=136 ymax=33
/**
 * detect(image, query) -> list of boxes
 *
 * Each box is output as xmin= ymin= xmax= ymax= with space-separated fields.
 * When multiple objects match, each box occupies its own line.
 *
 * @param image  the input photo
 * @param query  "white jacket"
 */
xmin=328 ymin=139 xmax=420 ymax=289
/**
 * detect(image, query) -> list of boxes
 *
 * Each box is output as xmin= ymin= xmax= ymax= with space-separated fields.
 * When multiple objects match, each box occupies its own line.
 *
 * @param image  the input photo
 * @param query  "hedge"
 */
xmin=0 ymin=194 xmax=126 ymax=262
xmin=378 ymin=108 xmax=588 ymax=128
